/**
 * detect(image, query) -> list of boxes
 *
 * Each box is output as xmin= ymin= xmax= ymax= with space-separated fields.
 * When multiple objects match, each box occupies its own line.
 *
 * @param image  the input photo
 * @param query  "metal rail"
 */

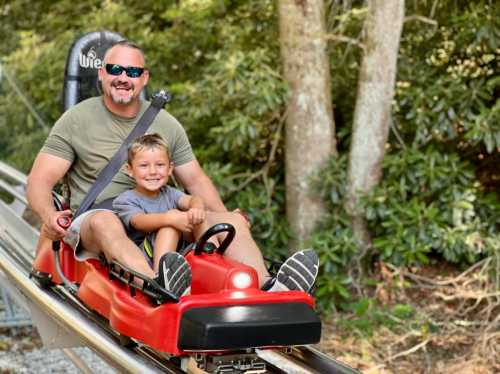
xmin=0 ymin=228 xmax=180 ymax=373
xmin=0 ymin=160 xmax=28 ymax=185
xmin=0 ymin=161 xmax=359 ymax=374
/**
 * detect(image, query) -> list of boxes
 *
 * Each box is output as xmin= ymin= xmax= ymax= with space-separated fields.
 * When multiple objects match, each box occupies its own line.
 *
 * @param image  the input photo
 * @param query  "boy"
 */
xmin=113 ymin=133 xmax=217 ymax=296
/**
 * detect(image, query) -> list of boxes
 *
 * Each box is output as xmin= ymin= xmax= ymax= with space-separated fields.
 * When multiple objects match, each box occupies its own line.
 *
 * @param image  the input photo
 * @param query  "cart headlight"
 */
xmin=230 ymin=271 xmax=252 ymax=289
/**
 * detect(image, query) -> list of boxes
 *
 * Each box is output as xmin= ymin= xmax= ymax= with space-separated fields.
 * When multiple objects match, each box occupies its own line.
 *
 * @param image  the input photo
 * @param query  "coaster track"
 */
xmin=0 ymin=161 xmax=358 ymax=374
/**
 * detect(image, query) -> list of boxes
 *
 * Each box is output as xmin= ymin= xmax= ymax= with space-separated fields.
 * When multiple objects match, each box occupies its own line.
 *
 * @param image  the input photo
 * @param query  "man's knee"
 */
xmin=80 ymin=211 xmax=131 ymax=259
xmin=85 ymin=210 xmax=124 ymax=237
xmin=227 ymin=212 xmax=250 ymax=231
xmin=209 ymin=212 xmax=249 ymax=234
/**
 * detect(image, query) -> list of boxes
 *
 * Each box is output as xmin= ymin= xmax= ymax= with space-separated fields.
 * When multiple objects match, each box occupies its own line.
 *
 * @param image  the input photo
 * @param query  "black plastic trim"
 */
xmin=179 ymin=302 xmax=321 ymax=350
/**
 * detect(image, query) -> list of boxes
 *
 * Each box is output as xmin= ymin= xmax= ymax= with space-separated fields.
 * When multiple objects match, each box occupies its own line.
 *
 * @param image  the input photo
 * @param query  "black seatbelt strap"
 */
xmin=74 ymin=90 xmax=172 ymax=218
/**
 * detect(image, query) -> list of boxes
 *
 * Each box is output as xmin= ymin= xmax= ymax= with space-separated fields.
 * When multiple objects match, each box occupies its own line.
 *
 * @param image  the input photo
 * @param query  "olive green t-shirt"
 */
xmin=40 ymin=97 xmax=195 ymax=212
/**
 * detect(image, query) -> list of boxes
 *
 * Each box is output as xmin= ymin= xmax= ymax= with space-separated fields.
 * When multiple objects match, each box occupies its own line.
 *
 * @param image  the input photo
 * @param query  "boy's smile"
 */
xmin=128 ymin=147 xmax=173 ymax=198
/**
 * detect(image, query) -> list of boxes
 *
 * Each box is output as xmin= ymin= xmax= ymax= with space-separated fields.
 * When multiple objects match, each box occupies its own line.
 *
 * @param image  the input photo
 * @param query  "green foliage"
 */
xmin=364 ymin=147 xmax=491 ymax=264
xmin=313 ymin=222 xmax=358 ymax=313
xmin=337 ymin=298 xmax=417 ymax=337
xmin=325 ymin=4 xmax=365 ymax=148
xmin=149 ymin=0 xmax=289 ymax=255
xmin=369 ymin=1 xmax=499 ymax=267
xmin=396 ymin=3 xmax=499 ymax=154
xmin=309 ymin=2 xmax=499 ymax=313
xmin=310 ymin=155 xmax=359 ymax=311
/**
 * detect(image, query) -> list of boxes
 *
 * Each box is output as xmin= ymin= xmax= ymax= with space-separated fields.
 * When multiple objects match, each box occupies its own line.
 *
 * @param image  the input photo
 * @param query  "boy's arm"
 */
xmin=130 ymin=212 xmax=174 ymax=232
xmin=114 ymin=195 xmax=190 ymax=233
xmin=130 ymin=211 xmax=193 ymax=233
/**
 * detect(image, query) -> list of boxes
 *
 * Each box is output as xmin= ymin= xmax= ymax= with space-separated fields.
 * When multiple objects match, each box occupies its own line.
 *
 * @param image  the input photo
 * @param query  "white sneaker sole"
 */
xmin=160 ymin=252 xmax=192 ymax=297
xmin=273 ymin=249 xmax=319 ymax=293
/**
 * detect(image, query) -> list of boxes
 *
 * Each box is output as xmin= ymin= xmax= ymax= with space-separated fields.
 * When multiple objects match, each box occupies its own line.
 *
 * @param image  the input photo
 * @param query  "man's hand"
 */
xmin=187 ymin=208 xmax=206 ymax=225
xmin=165 ymin=209 xmax=194 ymax=233
xmin=41 ymin=209 xmax=73 ymax=241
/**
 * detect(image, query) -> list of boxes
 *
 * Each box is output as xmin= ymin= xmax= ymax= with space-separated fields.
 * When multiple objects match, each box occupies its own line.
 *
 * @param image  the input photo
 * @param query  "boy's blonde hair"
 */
xmin=127 ymin=133 xmax=170 ymax=164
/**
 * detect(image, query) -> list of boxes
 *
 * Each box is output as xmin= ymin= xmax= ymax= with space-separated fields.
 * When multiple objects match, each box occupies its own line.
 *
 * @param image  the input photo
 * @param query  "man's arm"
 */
xmin=173 ymin=160 xmax=227 ymax=212
xmin=178 ymin=194 xmax=206 ymax=225
xmin=27 ymin=153 xmax=72 ymax=240
xmin=177 ymin=194 xmax=204 ymax=211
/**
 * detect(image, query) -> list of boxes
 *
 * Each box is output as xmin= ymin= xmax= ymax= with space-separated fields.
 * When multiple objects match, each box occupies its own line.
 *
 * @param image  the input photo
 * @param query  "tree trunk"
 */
xmin=278 ymin=0 xmax=336 ymax=249
xmin=346 ymin=0 xmax=405 ymax=251
xmin=279 ymin=0 xmax=335 ymax=248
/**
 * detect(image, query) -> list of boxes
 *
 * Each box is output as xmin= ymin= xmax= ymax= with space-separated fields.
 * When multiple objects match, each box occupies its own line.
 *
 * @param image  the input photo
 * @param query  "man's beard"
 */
xmin=111 ymin=93 xmax=133 ymax=104
xmin=110 ymin=80 xmax=134 ymax=104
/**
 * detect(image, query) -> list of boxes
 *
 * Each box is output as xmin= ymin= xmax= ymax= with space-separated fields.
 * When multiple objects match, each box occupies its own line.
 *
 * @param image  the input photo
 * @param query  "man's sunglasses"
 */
xmin=105 ymin=64 xmax=145 ymax=78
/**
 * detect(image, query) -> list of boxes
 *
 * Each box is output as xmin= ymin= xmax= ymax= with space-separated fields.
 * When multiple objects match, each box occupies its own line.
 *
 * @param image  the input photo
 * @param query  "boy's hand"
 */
xmin=187 ymin=208 xmax=206 ymax=225
xmin=167 ymin=209 xmax=194 ymax=232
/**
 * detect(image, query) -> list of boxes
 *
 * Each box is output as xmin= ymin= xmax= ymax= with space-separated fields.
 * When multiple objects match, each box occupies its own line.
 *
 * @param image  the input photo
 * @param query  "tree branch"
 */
xmin=390 ymin=339 xmax=430 ymax=361
xmin=324 ymin=33 xmax=365 ymax=50
xmin=404 ymin=15 xmax=438 ymax=26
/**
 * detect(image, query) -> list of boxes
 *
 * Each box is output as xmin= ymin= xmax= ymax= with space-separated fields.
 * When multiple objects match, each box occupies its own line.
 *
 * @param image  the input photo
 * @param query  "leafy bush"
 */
xmin=310 ymin=2 xmax=499 ymax=312
xmin=364 ymin=148 xmax=491 ymax=264
xmin=337 ymin=298 xmax=417 ymax=337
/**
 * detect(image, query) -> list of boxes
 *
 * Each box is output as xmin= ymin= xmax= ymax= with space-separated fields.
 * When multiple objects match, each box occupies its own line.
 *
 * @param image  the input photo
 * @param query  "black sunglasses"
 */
xmin=105 ymin=64 xmax=145 ymax=78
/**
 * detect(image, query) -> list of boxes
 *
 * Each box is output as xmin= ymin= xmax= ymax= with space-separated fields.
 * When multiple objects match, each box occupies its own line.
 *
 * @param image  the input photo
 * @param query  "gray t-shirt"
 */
xmin=40 ymin=96 xmax=195 ymax=212
xmin=113 ymin=186 xmax=185 ymax=244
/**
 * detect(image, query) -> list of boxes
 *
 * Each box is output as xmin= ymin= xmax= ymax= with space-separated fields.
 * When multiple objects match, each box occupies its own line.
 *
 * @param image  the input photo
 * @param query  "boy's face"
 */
xmin=127 ymin=147 xmax=173 ymax=196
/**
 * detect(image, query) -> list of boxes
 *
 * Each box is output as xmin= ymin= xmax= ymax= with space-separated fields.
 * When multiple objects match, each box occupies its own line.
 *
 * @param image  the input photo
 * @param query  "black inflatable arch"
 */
xmin=62 ymin=30 xmax=147 ymax=112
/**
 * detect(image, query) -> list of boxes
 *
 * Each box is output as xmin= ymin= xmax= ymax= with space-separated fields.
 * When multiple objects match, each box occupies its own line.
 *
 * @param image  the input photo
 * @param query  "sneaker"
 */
xmin=268 ymin=249 xmax=319 ymax=293
xmin=157 ymin=252 xmax=192 ymax=297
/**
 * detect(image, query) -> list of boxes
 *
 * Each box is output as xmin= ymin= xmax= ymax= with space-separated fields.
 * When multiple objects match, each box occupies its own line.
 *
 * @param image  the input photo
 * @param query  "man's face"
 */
xmin=99 ymin=46 xmax=149 ymax=105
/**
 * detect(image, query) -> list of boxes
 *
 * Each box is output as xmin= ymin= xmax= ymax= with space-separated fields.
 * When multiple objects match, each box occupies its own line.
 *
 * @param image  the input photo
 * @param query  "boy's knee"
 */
xmin=158 ymin=226 xmax=181 ymax=238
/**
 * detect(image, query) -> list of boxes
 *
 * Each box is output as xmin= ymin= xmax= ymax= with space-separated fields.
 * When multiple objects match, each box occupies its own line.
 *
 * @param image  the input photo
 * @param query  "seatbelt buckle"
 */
xmin=151 ymin=90 xmax=172 ymax=109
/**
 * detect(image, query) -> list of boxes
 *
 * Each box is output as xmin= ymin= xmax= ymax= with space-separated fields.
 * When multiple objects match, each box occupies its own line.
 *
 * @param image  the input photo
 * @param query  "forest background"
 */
xmin=0 ymin=0 xmax=498 ymax=372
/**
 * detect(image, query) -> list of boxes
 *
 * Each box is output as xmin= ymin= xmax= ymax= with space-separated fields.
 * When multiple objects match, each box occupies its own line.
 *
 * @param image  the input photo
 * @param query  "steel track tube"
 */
xmin=0 ymin=248 xmax=166 ymax=374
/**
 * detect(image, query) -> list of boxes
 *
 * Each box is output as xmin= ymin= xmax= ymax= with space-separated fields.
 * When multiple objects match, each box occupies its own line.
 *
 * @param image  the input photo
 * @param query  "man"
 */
xmin=27 ymin=40 xmax=318 ymax=296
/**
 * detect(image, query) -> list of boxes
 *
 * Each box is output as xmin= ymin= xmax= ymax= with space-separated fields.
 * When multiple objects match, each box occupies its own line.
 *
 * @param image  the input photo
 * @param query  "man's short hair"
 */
xmin=103 ymin=40 xmax=146 ymax=64
xmin=127 ymin=133 xmax=170 ymax=164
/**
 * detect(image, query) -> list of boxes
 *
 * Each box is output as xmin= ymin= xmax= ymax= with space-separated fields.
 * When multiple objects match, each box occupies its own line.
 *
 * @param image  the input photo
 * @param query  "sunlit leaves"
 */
xmin=396 ymin=3 xmax=499 ymax=154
